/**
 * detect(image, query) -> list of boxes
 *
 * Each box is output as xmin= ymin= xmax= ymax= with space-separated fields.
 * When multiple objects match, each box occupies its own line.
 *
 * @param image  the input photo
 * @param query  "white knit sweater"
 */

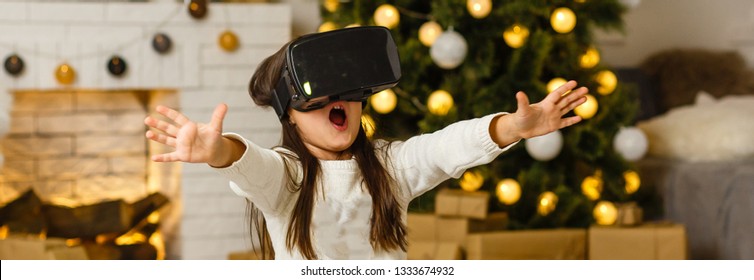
xmin=214 ymin=113 xmax=517 ymax=259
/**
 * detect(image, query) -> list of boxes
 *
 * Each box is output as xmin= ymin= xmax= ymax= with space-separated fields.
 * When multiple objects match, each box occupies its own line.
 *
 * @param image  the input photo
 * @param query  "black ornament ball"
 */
xmin=152 ymin=33 xmax=172 ymax=54
xmin=107 ymin=55 xmax=128 ymax=77
xmin=188 ymin=0 xmax=208 ymax=19
xmin=4 ymin=54 xmax=25 ymax=76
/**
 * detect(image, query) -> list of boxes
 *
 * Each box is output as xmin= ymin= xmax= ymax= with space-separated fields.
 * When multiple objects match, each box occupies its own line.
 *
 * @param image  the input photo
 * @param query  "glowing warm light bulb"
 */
xmin=427 ymin=90 xmax=454 ymax=116
xmin=361 ymin=114 xmax=376 ymax=138
xmin=580 ymin=46 xmax=600 ymax=68
xmin=593 ymin=200 xmax=618 ymax=225
xmin=370 ymin=89 xmax=397 ymax=114
xmin=467 ymin=0 xmax=492 ymax=19
xmin=624 ymin=170 xmax=641 ymax=194
xmin=323 ymin=0 xmax=339 ymax=12
xmin=581 ymin=175 xmax=603 ymax=201
xmin=574 ymin=94 xmax=598 ymax=119
xmin=551 ymin=7 xmax=577 ymax=33
xmin=318 ymin=21 xmax=338 ymax=33
xmin=496 ymin=178 xmax=521 ymax=205
xmin=595 ymin=70 xmax=618 ymax=95
xmin=419 ymin=21 xmax=443 ymax=47
xmin=345 ymin=23 xmax=362 ymax=28
xmin=503 ymin=24 xmax=530 ymax=48
xmin=459 ymin=170 xmax=485 ymax=192
xmin=547 ymin=77 xmax=568 ymax=94
xmin=537 ymin=191 xmax=558 ymax=216
xmin=374 ymin=4 xmax=400 ymax=29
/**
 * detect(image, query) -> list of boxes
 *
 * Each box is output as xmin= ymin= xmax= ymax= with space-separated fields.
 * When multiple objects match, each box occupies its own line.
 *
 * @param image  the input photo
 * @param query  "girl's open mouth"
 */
xmin=329 ymin=104 xmax=347 ymax=131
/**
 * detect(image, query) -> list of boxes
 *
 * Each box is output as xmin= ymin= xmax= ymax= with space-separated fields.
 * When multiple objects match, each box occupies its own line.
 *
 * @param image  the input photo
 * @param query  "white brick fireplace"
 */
xmin=0 ymin=2 xmax=289 ymax=259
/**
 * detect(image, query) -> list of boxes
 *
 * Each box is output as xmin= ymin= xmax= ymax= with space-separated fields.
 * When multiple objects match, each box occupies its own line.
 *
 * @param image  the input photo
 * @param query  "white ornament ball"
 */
xmin=525 ymin=130 xmax=564 ymax=161
xmin=430 ymin=29 xmax=468 ymax=69
xmin=614 ymin=126 xmax=648 ymax=161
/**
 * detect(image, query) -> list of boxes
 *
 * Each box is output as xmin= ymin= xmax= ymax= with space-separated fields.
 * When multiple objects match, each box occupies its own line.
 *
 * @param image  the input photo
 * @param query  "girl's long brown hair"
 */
xmin=246 ymin=41 xmax=407 ymax=259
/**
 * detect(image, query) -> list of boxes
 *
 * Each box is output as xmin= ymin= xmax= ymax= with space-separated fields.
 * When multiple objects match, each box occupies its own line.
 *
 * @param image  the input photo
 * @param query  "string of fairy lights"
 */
xmin=1 ymin=0 xmax=240 ymax=85
xmin=324 ymin=0 xmax=645 ymax=226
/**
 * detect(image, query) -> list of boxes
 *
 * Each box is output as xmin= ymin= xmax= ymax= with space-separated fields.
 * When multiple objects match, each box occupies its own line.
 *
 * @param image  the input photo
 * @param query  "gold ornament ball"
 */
xmin=547 ymin=77 xmax=568 ymax=94
xmin=370 ymin=89 xmax=397 ymax=114
xmin=318 ymin=22 xmax=338 ymax=33
xmin=427 ymin=90 xmax=454 ymax=116
xmin=323 ymin=0 xmax=339 ymax=13
xmin=581 ymin=175 xmax=603 ymax=201
xmin=574 ymin=94 xmax=598 ymax=119
xmin=345 ymin=23 xmax=362 ymax=28
xmin=595 ymin=70 xmax=618 ymax=95
xmin=624 ymin=170 xmax=641 ymax=195
xmin=219 ymin=30 xmax=240 ymax=52
xmin=551 ymin=7 xmax=577 ymax=34
xmin=55 ymin=63 xmax=76 ymax=85
xmin=503 ymin=24 xmax=529 ymax=49
xmin=580 ymin=46 xmax=600 ymax=68
xmin=459 ymin=170 xmax=484 ymax=192
xmin=419 ymin=21 xmax=443 ymax=47
xmin=593 ymin=200 xmax=618 ymax=225
xmin=537 ymin=191 xmax=558 ymax=216
xmin=361 ymin=114 xmax=376 ymax=138
xmin=374 ymin=4 xmax=400 ymax=29
xmin=467 ymin=0 xmax=492 ymax=19
xmin=496 ymin=178 xmax=521 ymax=205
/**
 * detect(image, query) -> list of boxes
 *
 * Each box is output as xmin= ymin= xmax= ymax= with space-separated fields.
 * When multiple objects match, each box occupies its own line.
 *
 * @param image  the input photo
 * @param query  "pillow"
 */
xmin=637 ymin=91 xmax=754 ymax=162
xmin=640 ymin=49 xmax=754 ymax=114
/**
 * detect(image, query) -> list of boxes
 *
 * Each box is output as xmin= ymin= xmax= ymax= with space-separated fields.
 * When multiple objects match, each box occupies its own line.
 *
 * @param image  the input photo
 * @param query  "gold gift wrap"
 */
xmin=406 ymin=212 xmax=508 ymax=244
xmin=407 ymin=241 xmax=462 ymax=260
xmin=434 ymin=188 xmax=490 ymax=219
xmin=465 ymin=229 xmax=587 ymax=260
xmin=588 ymin=223 xmax=687 ymax=260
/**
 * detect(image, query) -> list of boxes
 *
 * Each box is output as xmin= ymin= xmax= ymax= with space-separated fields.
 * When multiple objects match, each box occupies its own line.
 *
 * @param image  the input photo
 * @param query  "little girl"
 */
xmin=144 ymin=34 xmax=587 ymax=260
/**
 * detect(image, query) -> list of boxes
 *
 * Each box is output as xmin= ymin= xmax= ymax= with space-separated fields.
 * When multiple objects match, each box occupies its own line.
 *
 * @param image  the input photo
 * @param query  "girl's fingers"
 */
xmin=151 ymin=152 xmax=179 ymax=162
xmin=145 ymin=116 xmax=180 ymax=136
xmin=544 ymin=80 xmax=578 ymax=104
xmin=209 ymin=103 xmax=228 ymax=131
xmin=156 ymin=105 xmax=191 ymax=126
xmin=559 ymin=116 xmax=583 ymax=129
xmin=516 ymin=91 xmax=531 ymax=114
xmin=558 ymin=87 xmax=588 ymax=114
xmin=145 ymin=130 xmax=176 ymax=147
xmin=561 ymin=96 xmax=587 ymax=115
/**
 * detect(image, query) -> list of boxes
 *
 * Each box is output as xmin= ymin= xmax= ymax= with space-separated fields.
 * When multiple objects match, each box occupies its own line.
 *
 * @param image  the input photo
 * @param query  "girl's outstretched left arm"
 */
xmin=490 ymin=80 xmax=588 ymax=147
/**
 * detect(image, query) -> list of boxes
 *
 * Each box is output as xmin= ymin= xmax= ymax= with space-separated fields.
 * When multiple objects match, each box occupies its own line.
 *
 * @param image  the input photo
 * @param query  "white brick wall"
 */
xmin=0 ymin=2 xmax=291 ymax=260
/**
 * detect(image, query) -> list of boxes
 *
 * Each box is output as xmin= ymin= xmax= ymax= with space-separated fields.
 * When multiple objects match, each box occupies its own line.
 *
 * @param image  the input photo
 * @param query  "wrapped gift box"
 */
xmin=407 ymin=241 xmax=462 ymax=260
xmin=465 ymin=229 xmax=587 ymax=260
xmin=407 ymin=212 xmax=508 ymax=244
xmin=588 ymin=223 xmax=687 ymax=260
xmin=435 ymin=188 xmax=490 ymax=219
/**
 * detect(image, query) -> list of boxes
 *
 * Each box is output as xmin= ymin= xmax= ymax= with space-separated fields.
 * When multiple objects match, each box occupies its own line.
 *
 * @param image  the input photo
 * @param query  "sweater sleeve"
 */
xmin=385 ymin=113 xmax=519 ymax=199
xmin=212 ymin=133 xmax=293 ymax=215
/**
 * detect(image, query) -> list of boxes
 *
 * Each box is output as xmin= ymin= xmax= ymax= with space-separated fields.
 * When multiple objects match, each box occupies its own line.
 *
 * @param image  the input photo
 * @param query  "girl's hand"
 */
xmin=491 ymin=81 xmax=588 ymax=147
xmin=513 ymin=80 xmax=588 ymax=138
xmin=144 ymin=104 xmax=230 ymax=166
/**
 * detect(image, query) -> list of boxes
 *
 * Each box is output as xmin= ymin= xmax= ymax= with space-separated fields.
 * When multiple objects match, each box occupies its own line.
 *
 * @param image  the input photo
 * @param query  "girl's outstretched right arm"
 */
xmin=144 ymin=103 xmax=245 ymax=167
xmin=144 ymin=104 xmax=290 ymax=213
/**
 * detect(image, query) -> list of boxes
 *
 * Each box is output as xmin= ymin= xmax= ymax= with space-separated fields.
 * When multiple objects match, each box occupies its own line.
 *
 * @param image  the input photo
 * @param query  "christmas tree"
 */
xmin=320 ymin=0 xmax=655 ymax=229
